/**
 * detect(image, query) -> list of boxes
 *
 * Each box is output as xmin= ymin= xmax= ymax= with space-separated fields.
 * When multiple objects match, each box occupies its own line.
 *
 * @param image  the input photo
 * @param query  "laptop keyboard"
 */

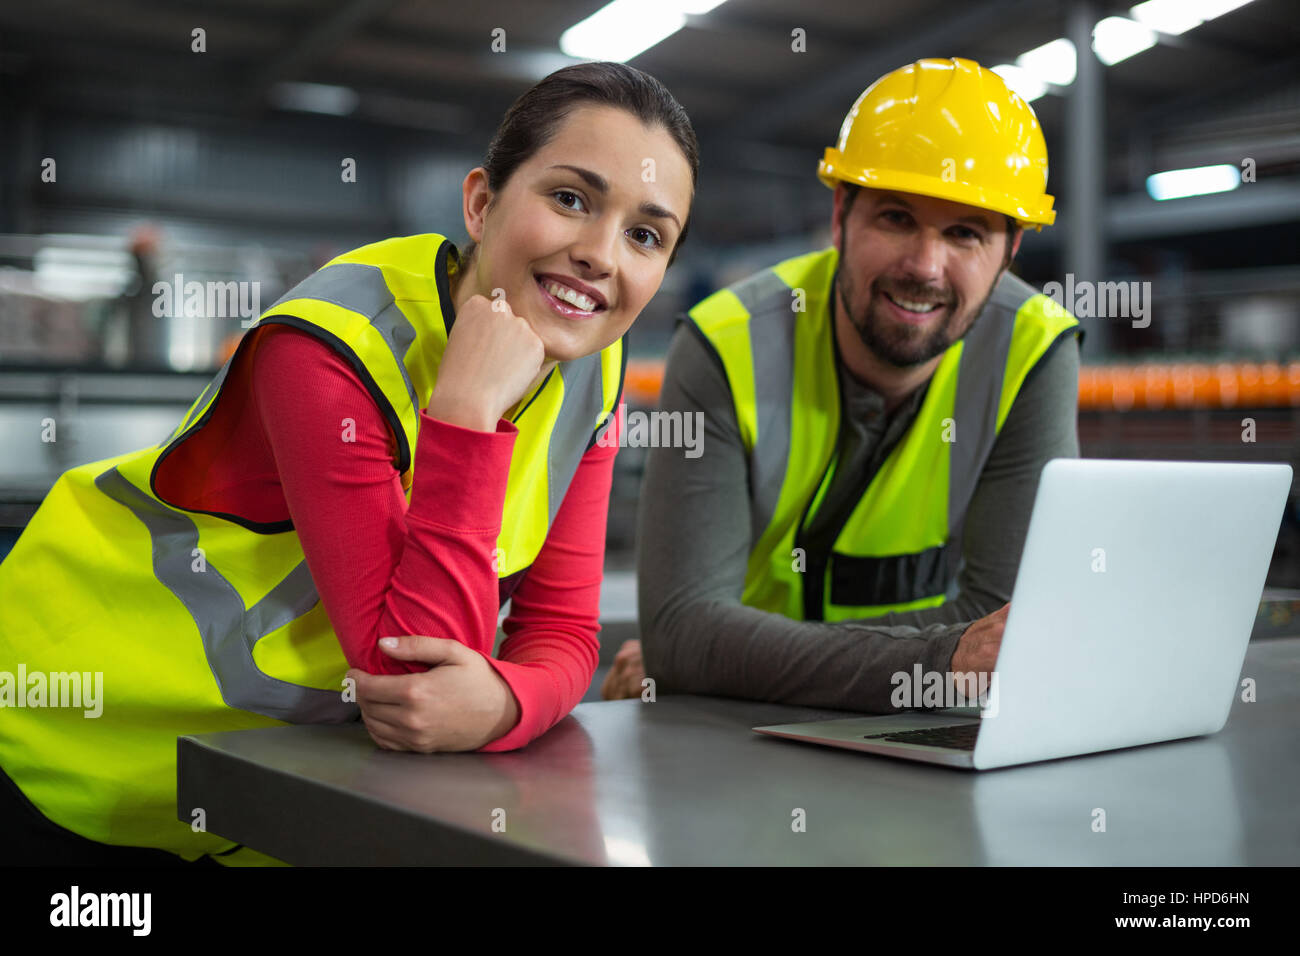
xmin=863 ymin=723 xmax=980 ymax=750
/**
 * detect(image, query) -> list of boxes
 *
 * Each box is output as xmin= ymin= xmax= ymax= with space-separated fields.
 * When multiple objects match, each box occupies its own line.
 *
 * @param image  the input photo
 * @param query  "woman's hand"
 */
xmin=426 ymin=293 xmax=547 ymax=431
xmin=346 ymin=636 xmax=521 ymax=752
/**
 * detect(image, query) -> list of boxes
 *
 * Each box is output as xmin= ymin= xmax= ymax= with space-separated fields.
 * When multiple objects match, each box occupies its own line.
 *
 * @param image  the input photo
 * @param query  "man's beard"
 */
xmin=839 ymin=273 xmax=998 ymax=369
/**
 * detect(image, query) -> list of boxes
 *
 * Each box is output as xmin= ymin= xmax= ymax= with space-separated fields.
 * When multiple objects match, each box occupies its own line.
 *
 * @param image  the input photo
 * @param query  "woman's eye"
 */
xmin=628 ymin=227 xmax=662 ymax=249
xmin=554 ymin=190 xmax=585 ymax=211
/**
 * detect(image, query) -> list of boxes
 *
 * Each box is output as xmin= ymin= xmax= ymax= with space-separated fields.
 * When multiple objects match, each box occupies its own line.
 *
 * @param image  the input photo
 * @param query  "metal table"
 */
xmin=177 ymin=637 xmax=1300 ymax=865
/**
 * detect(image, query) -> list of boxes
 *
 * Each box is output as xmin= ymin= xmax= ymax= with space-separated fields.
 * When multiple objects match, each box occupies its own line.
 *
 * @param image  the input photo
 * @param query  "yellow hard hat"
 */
xmin=818 ymin=57 xmax=1056 ymax=230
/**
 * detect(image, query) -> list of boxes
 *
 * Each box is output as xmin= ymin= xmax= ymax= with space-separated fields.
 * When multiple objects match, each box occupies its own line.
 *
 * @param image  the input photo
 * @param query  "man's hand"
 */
xmin=347 ymin=636 xmax=521 ymax=752
xmin=950 ymin=602 xmax=1010 ymax=676
xmin=600 ymin=639 xmax=645 ymax=700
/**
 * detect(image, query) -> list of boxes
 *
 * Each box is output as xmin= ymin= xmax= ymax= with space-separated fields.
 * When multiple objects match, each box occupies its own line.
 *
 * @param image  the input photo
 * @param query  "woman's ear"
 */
xmin=461 ymin=167 xmax=493 ymax=242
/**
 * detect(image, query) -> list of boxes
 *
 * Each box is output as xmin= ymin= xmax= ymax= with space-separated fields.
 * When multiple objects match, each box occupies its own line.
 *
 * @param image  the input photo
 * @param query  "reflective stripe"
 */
xmin=731 ymin=269 xmax=796 ymax=543
xmin=940 ymin=272 xmax=1062 ymax=587
xmin=947 ymin=271 xmax=1021 ymax=532
xmin=546 ymin=353 xmax=606 ymax=526
xmin=94 ymin=465 xmax=357 ymax=725
xmin=266 ymin=262 xmax=418 ymax=420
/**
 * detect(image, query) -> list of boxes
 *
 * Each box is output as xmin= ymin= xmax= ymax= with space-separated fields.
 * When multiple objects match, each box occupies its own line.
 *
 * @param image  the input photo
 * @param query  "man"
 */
xmin=605 ymin=58 xmax=1083 ymax=707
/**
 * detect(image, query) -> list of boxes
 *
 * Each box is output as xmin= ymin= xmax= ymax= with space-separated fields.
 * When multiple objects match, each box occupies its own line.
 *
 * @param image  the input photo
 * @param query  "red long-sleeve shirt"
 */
xmin=153 ymin=322 xmax=618 ymax=751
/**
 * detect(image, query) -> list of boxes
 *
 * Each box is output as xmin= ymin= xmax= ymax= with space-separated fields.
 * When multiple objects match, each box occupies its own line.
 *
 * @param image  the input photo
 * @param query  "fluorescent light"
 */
xmin=1190 ymin=0 xmax=1256 ymax=20
xmin=990 ymin=64 xmax=1048 ymax=102
xmin=1129 ymin=0 xmax=1204 ymax=34
xmin=1006 ymin=0 xmax=1256 ymax=95
xmin=268 ymin=82 xmax=359 ymax=116
xmin=1130 ymin=0 xmax=1256 ymax=35
xmin=559 ymin=0 xmax=727 ymax=62
xmin=1016 ymin=38 xmax=1076 ymax=87
xmin=1093 ymin=16 xmax=1156 ymax=65
xmin=1146 ymin=164 xmax=1241 ymax=200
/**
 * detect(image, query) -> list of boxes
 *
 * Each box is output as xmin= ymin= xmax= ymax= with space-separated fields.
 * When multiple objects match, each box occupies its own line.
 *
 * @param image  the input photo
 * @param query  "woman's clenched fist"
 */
xmin=427 ymin=293 xmax=549 ymax=431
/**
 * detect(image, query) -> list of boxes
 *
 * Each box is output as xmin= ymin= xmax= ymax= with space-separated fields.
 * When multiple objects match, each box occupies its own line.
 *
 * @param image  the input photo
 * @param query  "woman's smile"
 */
xmin=534 ymin=273 xmax=607 ymax=320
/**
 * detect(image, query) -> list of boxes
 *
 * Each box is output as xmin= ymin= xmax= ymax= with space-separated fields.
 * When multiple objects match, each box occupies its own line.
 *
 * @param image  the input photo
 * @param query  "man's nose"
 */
xmin=897 ymin=230 xmax=945 ymax=283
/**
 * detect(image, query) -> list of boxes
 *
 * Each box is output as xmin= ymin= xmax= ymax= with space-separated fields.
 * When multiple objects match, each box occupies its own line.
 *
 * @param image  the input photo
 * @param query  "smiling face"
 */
xmin=831 ymin=185 xmax=1022 ymax=369
xmin=458 ymin=104 xmax=693 ymax=364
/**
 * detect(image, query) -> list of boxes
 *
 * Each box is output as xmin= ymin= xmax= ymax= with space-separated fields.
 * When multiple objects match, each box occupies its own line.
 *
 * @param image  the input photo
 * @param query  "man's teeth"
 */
xmin=544 ymin=279 xmax=598 ymax=312
xmin=886 ymin=292 xmax=942 ymax=313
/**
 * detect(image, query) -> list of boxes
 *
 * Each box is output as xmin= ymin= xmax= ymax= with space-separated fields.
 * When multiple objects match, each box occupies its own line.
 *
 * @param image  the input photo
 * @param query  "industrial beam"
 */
xmin=1065 ymin=0 xmax=1108 ymax=354
xmin=248 ymin=0 xmax=402 ymax=104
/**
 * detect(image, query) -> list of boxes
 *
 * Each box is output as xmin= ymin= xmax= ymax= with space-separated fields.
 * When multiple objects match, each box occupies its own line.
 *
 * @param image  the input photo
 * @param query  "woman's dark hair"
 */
xmin=460 ymin=61 xmax=699 ymax=268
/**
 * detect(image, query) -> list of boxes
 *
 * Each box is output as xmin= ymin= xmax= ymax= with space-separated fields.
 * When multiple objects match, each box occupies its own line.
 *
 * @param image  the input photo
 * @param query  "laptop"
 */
xmin=753 ymin=458 xmax=1294 ymax=769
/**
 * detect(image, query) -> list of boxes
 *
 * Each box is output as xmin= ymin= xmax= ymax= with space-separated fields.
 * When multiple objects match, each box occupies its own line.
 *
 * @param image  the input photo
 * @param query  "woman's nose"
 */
xmin=569 ymin=221 xmax=618 ymax=277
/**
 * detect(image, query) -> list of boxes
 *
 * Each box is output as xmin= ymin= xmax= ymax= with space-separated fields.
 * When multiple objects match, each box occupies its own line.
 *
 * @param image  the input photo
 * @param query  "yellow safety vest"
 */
xmin=0 ymin=233 xmax=624 ymax=861
xmin=687 ymin=247 xmax=1080 ymax=622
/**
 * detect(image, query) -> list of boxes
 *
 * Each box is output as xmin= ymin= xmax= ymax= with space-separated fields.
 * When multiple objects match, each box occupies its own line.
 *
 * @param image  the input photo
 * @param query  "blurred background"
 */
xmin=1 ymin=0 xmax=1298 ymax=633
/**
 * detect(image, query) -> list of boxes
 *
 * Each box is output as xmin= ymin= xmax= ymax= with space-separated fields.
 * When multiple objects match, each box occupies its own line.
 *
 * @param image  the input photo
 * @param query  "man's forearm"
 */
xmin=639 ymin=593 xmax=968 ymax=712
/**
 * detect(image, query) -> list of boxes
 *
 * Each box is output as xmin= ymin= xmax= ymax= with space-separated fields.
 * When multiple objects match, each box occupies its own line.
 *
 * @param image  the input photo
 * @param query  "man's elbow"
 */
xmin=637 ymin=600 xmax=686 ymax=691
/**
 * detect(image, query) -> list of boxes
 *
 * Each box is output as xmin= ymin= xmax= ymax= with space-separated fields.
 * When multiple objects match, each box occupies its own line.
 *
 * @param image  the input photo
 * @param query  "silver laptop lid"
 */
xmin=973 ymin=458 xmax=1292 ymax=769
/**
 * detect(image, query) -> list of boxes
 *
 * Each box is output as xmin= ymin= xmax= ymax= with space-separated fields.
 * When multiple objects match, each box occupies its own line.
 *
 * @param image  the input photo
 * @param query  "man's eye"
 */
xmin=951 ymin=227 xmax=981 ymax=242
xmin=881 ymin=209 xmax=910 ymax=224
xmin=554 ymin=190 xmax=585 ymax=211
xmin=628 ymin=227 xmax=662 ymax=249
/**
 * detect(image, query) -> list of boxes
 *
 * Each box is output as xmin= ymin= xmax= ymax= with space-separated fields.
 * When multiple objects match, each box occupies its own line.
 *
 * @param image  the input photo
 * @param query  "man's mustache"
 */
xmin=872 ymin=278 xmax=952 ymax=306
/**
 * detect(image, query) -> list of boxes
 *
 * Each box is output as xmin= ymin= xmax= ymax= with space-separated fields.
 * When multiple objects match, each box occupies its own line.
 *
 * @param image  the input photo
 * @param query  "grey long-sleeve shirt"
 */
xmin=636 ymin=309 xmax=1081 ymax=712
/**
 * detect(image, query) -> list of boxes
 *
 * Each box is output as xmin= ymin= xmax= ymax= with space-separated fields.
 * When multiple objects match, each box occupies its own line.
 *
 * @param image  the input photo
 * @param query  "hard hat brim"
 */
xmin=818 ymin=151 xmax=1056 ymax=230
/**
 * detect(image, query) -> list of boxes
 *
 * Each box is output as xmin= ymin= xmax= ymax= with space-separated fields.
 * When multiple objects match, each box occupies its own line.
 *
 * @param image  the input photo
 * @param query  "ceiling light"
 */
xmin=1189 ymin=0 xmax=1257 ymax=21
xmin=990 ymin=64 xmax=1048 ymax=102
xmin=268 ymin=82 xmax=359 ymax=116
xmin=1129 ymin=0 xmax=1204 ymax=34
xmin=1093 ymin=16 xmax=1157 ymax=66
xmin=1015 ymin=38 xmax=1076 ymax=87
xmin=560 ymin=0 xmax=727 ymax=62
xmin=1130 ymin=0 xmax=1256 ymax=35
xmin=1146 ymin=164 xmax=1241 ymax=201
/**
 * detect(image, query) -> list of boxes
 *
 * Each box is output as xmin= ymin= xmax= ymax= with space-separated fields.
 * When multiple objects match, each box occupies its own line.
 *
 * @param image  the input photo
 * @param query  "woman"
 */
xmin=0 ymin=62 xmax=698 ymax=865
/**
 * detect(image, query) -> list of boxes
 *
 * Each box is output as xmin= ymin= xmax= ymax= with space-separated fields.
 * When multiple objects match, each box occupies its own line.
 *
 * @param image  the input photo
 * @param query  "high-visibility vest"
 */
xmin=687 ymin=247 xmax=1080 ymax=622
xmin=0 ymin=233 xmax=624 ymax=860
